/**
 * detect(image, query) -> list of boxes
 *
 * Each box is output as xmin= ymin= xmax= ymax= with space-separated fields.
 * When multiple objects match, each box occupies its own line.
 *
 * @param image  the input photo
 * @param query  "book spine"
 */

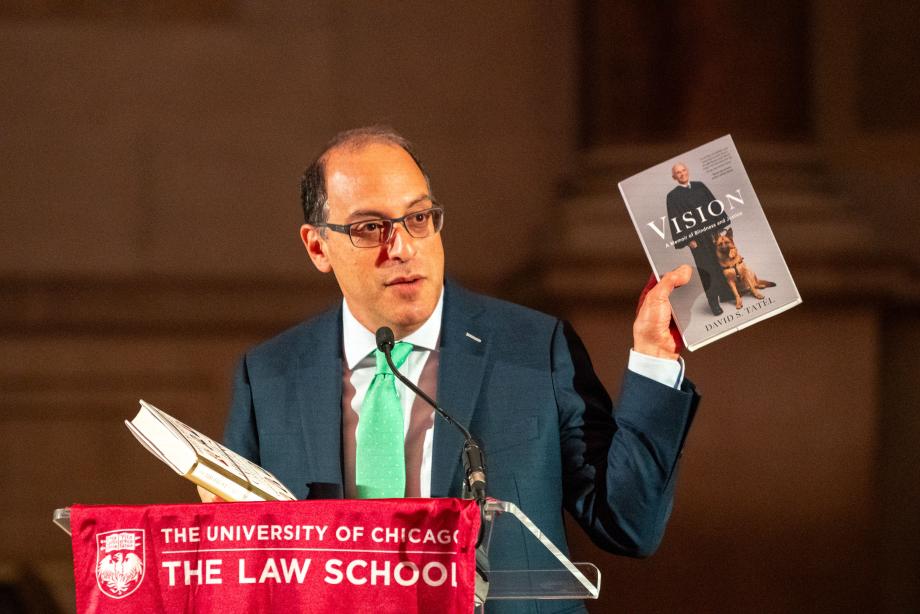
xmin=189 ymin=462 xmax=267 ymax=502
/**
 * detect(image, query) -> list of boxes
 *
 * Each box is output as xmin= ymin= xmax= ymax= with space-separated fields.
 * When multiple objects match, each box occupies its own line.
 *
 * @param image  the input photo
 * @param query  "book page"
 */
xmin=125 ymin=418 xmax=182 ymax=473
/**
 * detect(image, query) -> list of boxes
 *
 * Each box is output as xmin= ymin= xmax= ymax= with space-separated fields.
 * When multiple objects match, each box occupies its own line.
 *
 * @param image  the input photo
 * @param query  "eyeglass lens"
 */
xmin=350 ymin=208 xmax=443 ymax=247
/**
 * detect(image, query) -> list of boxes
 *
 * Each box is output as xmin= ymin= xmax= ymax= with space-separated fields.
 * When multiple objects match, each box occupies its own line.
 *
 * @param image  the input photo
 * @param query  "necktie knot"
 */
xmin=374 ymin=341 xmax=413 ymax=375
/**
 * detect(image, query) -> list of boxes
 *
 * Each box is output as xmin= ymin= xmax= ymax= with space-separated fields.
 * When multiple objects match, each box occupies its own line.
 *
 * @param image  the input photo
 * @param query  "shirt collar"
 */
xmin=341 ymin=286 xmax=444 ymax=369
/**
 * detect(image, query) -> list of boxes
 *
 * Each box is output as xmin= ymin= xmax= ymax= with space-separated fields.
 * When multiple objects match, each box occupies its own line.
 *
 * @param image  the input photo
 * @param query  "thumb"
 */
xmin=657 ymin=265 xmax=692 ymax=296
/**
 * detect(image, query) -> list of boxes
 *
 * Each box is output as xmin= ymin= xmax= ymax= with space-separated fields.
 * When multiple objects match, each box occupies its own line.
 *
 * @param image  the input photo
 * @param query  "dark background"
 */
xmin=1 ymin=1 xmax=918 ymax=612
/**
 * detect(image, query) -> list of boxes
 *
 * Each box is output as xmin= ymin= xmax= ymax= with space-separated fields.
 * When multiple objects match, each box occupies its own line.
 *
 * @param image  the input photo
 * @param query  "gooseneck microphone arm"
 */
xmin=375 ymin=326 xmax=487 ymax=505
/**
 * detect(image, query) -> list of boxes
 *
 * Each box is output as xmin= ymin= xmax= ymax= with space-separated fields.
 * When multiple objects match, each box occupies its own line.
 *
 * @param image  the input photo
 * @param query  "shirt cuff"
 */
xmin=627 ymin=349 xmax=685 ymax=389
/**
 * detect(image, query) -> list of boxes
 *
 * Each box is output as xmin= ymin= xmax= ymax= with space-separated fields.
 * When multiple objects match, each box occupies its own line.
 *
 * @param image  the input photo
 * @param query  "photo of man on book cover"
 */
xmin=666 ymin=162 xmax=734 ymax=316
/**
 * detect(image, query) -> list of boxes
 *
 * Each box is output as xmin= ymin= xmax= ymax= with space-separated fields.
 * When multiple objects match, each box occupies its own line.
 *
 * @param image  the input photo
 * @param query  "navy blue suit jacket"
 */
xmin=224 ymin=281 xmax=700 ymax=613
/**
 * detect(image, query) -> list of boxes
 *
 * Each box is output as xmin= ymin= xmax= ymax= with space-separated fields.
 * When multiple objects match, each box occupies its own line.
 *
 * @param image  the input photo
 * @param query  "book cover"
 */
xmin=618 ymin=135 xmax=801 ymax=350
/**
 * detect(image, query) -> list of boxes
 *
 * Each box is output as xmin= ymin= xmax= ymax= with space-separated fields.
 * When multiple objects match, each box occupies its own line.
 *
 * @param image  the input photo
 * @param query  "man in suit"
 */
xmin=666 ymin=162 xmax=732 ymax=315
xmin=208 ymin=127 xmax=700 ymax=613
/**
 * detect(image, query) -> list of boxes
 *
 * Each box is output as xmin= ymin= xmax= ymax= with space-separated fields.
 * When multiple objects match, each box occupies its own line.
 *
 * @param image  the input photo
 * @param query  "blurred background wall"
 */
xmin=1 ymin=1 xmax=918 ymax=612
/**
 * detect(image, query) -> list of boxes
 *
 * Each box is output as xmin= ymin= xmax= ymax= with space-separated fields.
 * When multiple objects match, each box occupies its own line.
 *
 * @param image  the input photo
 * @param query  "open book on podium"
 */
xmin=125 ymin=400 xmax=295 ymax=502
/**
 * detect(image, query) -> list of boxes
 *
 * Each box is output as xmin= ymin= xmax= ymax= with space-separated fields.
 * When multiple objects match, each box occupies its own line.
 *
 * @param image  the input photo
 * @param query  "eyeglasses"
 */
xmin=318 ymin=205 xmax=445 ymax=248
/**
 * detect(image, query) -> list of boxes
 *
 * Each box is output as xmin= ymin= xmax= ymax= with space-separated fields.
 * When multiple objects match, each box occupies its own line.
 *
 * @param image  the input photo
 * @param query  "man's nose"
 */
xmin=386 ymin=224 xmax=417 ymax=260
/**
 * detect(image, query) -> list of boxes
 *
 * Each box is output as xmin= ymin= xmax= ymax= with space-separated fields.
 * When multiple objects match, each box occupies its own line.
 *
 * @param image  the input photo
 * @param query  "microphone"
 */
xmin=375 ymin=326 xmax=487 ymax=505
xmin=375 ymin=326 xmax=395 ymax=353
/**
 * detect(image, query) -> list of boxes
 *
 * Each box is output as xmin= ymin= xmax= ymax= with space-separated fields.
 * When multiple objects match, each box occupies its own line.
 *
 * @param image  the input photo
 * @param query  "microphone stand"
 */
xmin=376 ymin=327 xmax=487 ymax=506
xmin=376 ymin=326 xmax=491 ymax=604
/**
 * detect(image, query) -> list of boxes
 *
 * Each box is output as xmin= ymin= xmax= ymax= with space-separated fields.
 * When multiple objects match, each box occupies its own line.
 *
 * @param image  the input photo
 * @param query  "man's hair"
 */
xmin=299 ymin=126 xmax=432 ymax=226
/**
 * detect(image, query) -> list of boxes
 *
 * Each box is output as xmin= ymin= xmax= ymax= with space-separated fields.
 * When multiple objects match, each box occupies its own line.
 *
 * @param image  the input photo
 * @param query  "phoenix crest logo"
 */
xmin=95 ymin=529 xmax=145 ymax=599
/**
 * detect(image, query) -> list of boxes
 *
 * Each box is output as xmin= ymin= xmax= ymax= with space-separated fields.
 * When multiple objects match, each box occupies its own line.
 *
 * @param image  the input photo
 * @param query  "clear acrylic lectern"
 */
xmin=472 ymin=498 xmax=601 ymax=610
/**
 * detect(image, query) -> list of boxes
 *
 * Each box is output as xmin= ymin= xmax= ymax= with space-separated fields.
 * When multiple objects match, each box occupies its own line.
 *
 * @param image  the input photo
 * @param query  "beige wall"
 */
xmin=0 ymin=2 xmax=577 ymax=283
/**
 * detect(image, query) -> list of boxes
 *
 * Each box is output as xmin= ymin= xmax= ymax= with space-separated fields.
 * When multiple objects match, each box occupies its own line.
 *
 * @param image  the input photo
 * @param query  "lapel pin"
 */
xmin=465 ymin=332 xmax=482 ymax=343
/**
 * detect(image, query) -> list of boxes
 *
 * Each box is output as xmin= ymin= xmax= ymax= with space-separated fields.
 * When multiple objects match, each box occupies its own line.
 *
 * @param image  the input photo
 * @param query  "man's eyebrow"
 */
xmin=345 ymin=209 xmax=387 ymax=221
xmin=407 ymin=195 xmax=433 ymax=207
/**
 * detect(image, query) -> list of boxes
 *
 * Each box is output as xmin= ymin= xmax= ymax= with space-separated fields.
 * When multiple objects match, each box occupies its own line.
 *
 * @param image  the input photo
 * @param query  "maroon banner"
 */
xmin=71 ymin=498 xmax=479 ymax=613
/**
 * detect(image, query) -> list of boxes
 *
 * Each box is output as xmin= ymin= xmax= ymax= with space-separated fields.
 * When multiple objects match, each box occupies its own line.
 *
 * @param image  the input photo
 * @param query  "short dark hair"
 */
xmin=299 ymin=126 xmax=432 ymax=226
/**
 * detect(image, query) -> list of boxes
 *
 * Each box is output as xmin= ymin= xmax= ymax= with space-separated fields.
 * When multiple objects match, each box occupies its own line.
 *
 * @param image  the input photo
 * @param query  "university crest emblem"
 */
xmin=95 ymin=529 xmax=145 ymax=599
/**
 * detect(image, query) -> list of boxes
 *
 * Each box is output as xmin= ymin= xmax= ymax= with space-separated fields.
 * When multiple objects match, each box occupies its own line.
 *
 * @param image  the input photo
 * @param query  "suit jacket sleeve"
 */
xmin=553 ymin=321 xmax=700 ymax=557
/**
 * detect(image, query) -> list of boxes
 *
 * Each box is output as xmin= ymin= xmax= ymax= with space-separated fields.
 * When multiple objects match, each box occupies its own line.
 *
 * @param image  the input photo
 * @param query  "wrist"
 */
xmin=632 ymin=343 xmax=679 ymax=361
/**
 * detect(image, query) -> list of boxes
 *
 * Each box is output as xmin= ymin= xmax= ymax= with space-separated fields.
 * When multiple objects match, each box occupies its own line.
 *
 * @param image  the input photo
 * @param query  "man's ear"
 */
xmin=300 ymin=224 xmax=332 ymax=273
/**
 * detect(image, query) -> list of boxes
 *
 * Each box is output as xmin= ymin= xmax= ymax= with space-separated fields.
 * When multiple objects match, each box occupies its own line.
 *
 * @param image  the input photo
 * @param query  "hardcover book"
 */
xmin=618 ymin=135 xmax=801 ymax=350
xmin=126 ymin=400 xmax=296 ymax=502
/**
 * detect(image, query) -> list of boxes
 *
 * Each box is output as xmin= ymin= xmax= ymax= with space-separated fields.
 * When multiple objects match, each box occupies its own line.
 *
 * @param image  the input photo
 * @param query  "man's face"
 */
xmin=301 ymin=143 xmax=445 ymax=338
xmin=672 ymin=164 xmax=690 ymax=185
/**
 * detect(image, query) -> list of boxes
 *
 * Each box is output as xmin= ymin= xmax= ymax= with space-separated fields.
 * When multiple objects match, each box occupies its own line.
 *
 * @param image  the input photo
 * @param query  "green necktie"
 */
xmin=355 ymin=341 xmax=413 ymax=499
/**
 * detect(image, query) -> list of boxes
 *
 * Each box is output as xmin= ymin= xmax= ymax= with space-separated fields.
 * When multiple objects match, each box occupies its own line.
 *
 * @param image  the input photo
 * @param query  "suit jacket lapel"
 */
xmin=292 ymin=305 xmax=345 ymax=496
xmin=431 ymin=281 xmax=491 ymax=497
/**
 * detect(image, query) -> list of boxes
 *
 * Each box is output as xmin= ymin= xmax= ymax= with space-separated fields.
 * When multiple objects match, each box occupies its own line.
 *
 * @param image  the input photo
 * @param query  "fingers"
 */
xmin=197 ymin=485 xmax=224 ymax=503
xmin=635 ymin=273 xmax=658 ymax=314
